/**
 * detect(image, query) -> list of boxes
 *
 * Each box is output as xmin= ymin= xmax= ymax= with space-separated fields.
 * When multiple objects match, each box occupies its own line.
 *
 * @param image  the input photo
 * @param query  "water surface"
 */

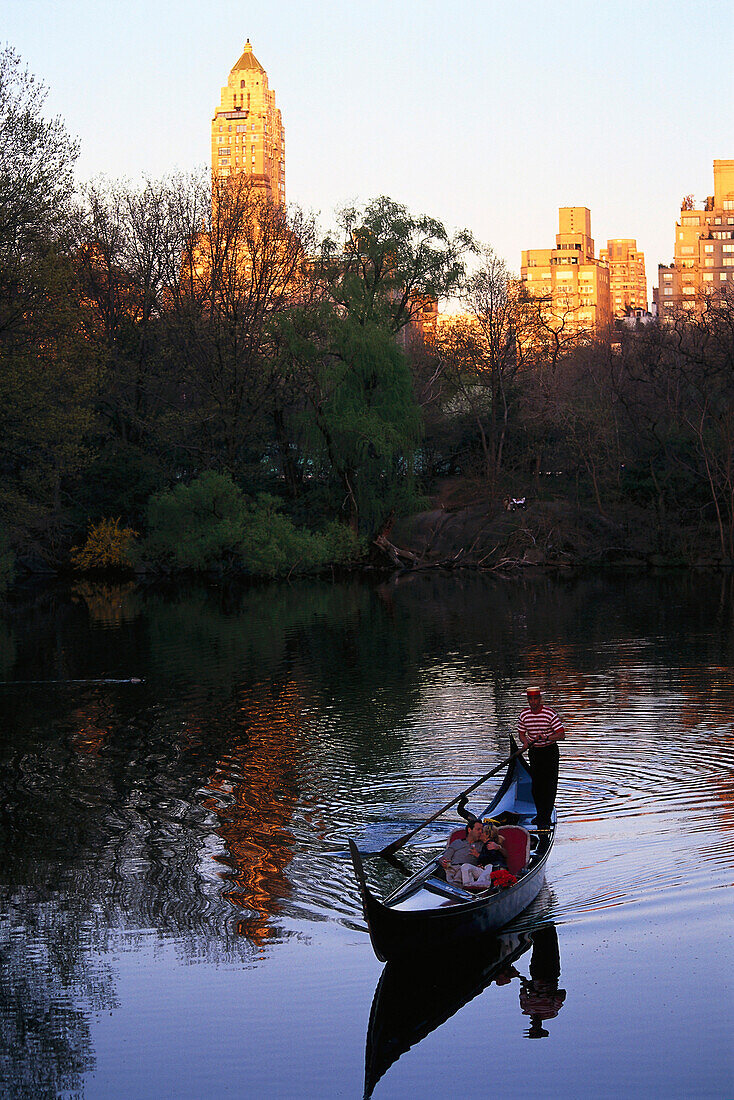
xmin=0 ymin=572 xmax=732 ymax=1098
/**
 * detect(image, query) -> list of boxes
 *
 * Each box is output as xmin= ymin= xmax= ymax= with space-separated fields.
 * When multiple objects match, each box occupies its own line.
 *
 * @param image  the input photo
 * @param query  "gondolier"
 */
xmin=517 ymin=687 xmax=565 ymax=831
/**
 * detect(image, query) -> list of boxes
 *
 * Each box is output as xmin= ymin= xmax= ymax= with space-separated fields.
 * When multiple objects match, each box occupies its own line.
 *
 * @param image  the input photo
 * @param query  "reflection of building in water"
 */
xmin=520 ymin=924 xmax=566 ymax=1038
xmin=203 ymin=681 xmax=301 ymax=943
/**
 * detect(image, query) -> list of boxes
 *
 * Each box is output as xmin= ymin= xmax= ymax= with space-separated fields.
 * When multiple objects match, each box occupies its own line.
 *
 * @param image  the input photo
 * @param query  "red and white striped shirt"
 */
xmin=517 ymin=705 xmax=564 ymax=747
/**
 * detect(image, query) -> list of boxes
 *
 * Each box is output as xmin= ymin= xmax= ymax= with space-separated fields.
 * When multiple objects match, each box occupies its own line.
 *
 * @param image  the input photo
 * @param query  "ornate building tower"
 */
xmin=211 ymin=40 xmax=285 ymax=205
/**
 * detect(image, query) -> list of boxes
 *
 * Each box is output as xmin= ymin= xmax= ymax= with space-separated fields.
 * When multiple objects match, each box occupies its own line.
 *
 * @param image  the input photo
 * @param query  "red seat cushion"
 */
xmin=448 ymin=827 xmax=467 ymax=844
xmin=498 ymin=826 xmax=531 ymax=876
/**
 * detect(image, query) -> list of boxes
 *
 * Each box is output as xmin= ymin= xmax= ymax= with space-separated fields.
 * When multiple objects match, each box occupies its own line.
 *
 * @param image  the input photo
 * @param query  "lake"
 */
xmin=0 ymin=571 xmax=732 ymax=1098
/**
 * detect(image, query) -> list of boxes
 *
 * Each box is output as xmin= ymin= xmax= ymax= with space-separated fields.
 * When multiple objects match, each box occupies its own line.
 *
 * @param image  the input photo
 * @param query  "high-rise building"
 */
xmin=521 ymin=207 xmax=612 ymax=338
xmin=655 ymin=159 xmax=734 ymax=320
xmin=599 ymin=239 xmax=647 ymax=317
xmin=211 ymin=40 xmax=285 ymax=205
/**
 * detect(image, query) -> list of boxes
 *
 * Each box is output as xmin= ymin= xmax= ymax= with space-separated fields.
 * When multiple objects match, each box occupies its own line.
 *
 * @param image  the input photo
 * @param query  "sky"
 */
xmin=4 ymin=0 xmax=734 ymax=300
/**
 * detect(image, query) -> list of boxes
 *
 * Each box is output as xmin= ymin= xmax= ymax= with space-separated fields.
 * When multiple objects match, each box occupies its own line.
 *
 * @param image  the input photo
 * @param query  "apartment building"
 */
xmin=521 ymin=207 xmax=612 ymax=338
xmin=655 ymin=160 xmax=734 ymax=320
xmin=599 ymin=239 xmax=647 ymax=317
xmin=211 ymin=40 xmax=285 ymax=205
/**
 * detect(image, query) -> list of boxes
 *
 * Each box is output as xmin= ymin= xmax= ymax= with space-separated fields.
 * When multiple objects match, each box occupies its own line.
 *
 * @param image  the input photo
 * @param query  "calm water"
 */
xmin=0 ymin=572 xmax=732 ymax=1099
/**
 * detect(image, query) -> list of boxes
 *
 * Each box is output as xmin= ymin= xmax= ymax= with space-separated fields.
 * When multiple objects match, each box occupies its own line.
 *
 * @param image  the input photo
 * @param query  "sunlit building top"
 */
xmin=655 ymin=159 xmax=734 ymax=320
xmin=211 ymin=39 xmax=285 ymax=206
xmin=521 ymin=207 xmax=612 ymax=339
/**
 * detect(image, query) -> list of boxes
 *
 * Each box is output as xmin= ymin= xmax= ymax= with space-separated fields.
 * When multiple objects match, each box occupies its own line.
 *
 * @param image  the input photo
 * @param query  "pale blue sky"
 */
xmin=5 ymin=0 xmax=733 ymax=296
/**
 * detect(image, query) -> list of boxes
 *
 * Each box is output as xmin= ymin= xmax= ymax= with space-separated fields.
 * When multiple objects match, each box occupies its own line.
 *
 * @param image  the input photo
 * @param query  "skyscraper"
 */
xmin=211 ymin=40 xmax=285 ymax=205
xmin=599 ymin=240 xmax=647 ymax=317
xmin=655 ymin=160 xmax=734 ymax=320
xmin=521 ymin=207 xmax=612 ymax=338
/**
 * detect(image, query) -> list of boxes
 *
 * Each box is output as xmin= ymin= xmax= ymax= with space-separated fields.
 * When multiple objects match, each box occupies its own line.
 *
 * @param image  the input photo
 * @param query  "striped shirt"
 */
xmin=517 ymin=705 xmax=564 ymax=747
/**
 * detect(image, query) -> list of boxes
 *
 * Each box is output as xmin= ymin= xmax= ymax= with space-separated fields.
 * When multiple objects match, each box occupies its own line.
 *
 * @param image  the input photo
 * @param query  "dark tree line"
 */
xmin=2 ymin=46 xmax=734 ymax=582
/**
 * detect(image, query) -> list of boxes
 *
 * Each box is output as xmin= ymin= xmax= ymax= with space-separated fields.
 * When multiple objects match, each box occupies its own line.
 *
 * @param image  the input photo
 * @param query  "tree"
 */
xmin=271 ymin=198 xmax=452 ymax=533
xmin=0 ymin=46 xmax=78 ymax=338
xmin=317 ymin=196 xmax=473 ymax=333
xmin=436 ymin=248 xmax=535 ymax=492
xmin=0 ymin=49 xmax=94 ymax=557
xmin=165 ymin=173 xmax=315 ymax=479
xmin=275 ymin=307 xmax=423 ymax=533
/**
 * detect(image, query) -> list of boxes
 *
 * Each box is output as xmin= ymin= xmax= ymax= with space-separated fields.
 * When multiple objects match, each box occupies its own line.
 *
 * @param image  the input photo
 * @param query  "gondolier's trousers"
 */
xmin=527 ymin=743 xmax=559 ymax=828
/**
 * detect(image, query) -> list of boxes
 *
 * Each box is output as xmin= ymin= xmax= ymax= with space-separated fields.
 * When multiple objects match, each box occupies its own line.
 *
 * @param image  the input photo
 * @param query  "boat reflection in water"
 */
xmin=364 ymin=919 xmax=566 ymax=1097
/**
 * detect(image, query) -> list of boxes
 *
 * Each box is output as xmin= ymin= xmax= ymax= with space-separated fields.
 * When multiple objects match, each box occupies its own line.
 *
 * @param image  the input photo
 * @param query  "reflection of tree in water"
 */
xmin=378 ymin=569 xmax=734 ymax=723
xmin=0 ymin=894 xmax=115 ymax=1099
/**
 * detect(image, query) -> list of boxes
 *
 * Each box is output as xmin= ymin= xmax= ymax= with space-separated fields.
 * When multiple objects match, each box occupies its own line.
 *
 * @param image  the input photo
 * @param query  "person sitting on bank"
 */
xmin=438 ymin=817 xmax=484 ymax=886
xmin=517 ymin=685 xmax=566 ymax=831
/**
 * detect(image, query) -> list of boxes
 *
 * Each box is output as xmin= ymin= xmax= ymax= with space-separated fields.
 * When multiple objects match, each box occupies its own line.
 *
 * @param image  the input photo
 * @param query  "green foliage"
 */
xmin=275 ymin=310 xmax=424 ymax=534
xmin=319 ymin=195 xmax=473 ymax=332
xmin=145 ymin=471 xmax=246 ymax=570
xmin=70 ymin=518 xmax=137 ymax=572
xmin=144 ymin=471 xmax=364 ymax=576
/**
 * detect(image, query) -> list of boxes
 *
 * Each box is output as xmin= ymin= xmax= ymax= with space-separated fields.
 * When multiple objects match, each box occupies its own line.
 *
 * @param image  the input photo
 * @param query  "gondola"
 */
xmin=349 ymin=739 xmax=555 ymax=962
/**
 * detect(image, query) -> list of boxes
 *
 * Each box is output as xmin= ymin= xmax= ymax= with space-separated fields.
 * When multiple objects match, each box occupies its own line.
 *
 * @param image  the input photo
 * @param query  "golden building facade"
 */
xmin=599 ymin=239 xmax=647 ymax=317
xmin=655 ymin=159 xmax=734 ymax=320
xmin=521 ymin=207 xmax=612 ymax=338
xmin=211 ymin=40 xmax=285 ymax=205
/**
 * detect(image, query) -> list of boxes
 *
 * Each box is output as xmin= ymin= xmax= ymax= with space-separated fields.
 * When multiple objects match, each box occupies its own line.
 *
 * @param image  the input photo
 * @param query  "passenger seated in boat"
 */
xmin=458 ymin=822 xmax=509 ymax=889
xmin=438 ymin=817 xmax=484 ymax=886
xmin=478 ymin=822 xmax=508 ymax=872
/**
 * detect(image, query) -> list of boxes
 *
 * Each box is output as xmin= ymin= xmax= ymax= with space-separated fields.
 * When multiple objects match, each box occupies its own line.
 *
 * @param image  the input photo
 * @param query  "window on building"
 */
xmin=703 ymin=273 xmax=714 ymax=281
xmin=724 ymin=244 xmax=734 ymax=252
xmin=664 ymin=288 xmax=673 ymax=296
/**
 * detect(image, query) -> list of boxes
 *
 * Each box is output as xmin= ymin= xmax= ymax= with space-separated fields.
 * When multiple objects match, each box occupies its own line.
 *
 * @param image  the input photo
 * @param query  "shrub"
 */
xmin=144 ymin=472 xmax=365 ymax=576
xmin=145 ymin=471 xmax=246 ymax=571
xmin=70 ymin=518 xmax=137 ymax=571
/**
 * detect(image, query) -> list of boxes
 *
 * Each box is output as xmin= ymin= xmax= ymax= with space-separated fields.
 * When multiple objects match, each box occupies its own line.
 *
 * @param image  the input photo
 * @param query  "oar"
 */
xmin=376 ymin=745 xmax=525 ymax=859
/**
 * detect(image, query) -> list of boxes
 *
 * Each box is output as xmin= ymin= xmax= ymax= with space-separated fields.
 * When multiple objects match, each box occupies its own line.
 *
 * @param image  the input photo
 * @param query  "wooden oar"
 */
xmin=377 ymin=745 xmax=525 ymax=859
